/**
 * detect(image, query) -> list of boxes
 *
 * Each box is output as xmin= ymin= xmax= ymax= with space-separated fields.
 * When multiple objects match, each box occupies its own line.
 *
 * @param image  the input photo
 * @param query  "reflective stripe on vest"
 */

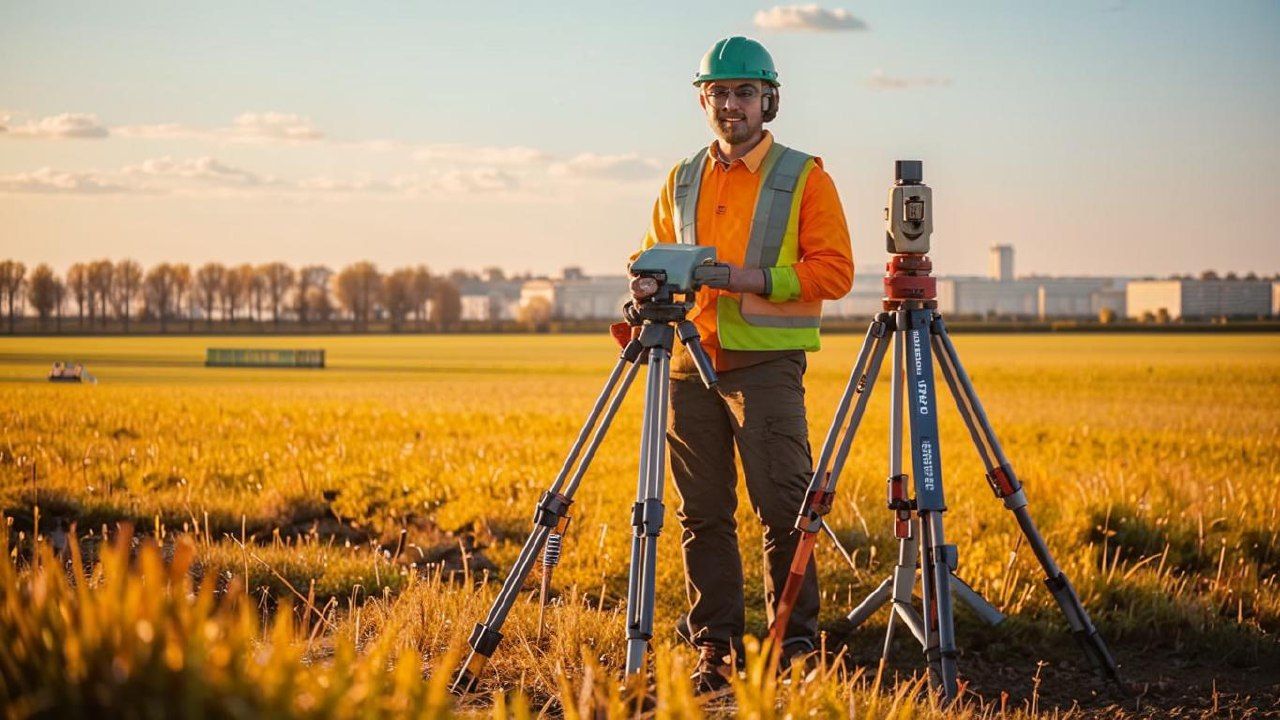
xmin=673 ymin=141 xmax=823 ymax=349
xmin=673 ymin=147 xmax=708 ymax=247
xmin=744 ymin=143 xmax=809 ymax=269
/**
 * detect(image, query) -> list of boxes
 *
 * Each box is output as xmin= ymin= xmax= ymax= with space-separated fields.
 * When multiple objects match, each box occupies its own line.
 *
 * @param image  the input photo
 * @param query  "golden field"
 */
xmin=1 ymin=333 xmax=1277 ymax=718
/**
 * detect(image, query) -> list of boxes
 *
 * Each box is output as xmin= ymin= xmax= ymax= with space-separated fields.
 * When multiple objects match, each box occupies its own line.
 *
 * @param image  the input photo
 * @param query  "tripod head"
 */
xmin=883 ymin=160 xmax=938 ymax=308
xmin=624 ymin=244 xmax=721 ymax=388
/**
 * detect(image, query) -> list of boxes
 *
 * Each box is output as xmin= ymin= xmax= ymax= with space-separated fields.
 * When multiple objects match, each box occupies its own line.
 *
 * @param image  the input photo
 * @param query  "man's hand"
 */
xmin=701 ymin=263 xmax=769 ymax=295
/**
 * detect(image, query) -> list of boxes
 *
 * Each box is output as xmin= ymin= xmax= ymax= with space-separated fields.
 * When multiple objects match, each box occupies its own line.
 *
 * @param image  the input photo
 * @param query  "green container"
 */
xmin=205 ymin=348 xmax=325 ymax=368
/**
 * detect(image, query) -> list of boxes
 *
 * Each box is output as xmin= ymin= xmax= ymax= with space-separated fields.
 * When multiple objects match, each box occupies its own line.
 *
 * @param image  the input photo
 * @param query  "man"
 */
xmin=628 ymin=36 xmax=854 ymax=693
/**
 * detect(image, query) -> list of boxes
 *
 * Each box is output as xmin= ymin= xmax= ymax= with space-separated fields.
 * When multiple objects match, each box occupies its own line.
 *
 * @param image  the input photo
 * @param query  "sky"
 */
xmin=2 ymin=1 xmax=1278 ymax=279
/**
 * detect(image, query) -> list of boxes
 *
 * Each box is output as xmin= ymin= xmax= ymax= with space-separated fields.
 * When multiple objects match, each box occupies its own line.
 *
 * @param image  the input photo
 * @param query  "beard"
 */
xmin=711 ymin=114 xmax=760 ymax=145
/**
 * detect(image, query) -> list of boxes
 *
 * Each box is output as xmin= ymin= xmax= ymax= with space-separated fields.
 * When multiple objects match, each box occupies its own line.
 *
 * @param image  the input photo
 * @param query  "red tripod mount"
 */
xmin=882 ymin=254 xmax=937 ymax=308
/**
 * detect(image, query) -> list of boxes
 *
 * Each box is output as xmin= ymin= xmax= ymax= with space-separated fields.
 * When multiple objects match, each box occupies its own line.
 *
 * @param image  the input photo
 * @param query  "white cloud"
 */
xmin=1 ymin=156 xmax=267 ymax=195
xmin=0 ymin=167 xmax=131 ymax=194
xmin=113 ymin=111 xmax=323 ymax=143
xmin=113 ymin=123 xmax=197 ymax=140
xmin=430 ymin=168 xmax=519 ymax=194
xmin=753 ymin=5 xmax=867 ymax=31
xmin=549 ymin=153 xmax=663 ymax=182
xmin=866 ymin=69 xmax=953 ymax=90
xmin=294 ymin=169 xmax=520 ymax=196
xmin=341 ymin=138 xmax=405 ymax=153
xmin=6 ymin=113 xmax=110 ymax=139
xmin=123 ymin=156 xmax=265 ymax=186
xmin=412 ymin=143 xmax=549 ymax=166
xmin=229 ymin=112 xmax=323 ymax=141
xmin=298 ymin=174 xmax=392 ymax=193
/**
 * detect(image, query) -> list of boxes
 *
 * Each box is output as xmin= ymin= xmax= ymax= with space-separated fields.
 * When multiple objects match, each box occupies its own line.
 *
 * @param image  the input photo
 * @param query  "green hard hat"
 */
xmin=693 ymin=36 xmax=780 ymax=87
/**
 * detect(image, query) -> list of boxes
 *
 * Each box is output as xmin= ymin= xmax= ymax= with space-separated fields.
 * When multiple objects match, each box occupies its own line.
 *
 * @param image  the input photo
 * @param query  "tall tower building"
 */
xmin=989 ymin=244 xmax=1014 ymax=282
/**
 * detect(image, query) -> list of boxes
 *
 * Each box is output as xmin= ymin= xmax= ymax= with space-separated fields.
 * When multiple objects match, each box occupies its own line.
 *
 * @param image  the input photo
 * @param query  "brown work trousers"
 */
xmin=667 ymin=351 xmax=820 ymax=651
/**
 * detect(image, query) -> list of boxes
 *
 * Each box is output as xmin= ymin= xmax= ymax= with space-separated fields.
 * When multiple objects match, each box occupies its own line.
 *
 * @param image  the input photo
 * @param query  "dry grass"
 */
xmin=1 ymin=333 xmax=1278 ymax=718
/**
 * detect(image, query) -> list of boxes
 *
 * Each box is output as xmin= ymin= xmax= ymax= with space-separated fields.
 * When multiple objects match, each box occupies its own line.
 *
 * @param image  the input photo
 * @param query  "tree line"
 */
xmin=0 ymin=259 xmax=466 ymax=333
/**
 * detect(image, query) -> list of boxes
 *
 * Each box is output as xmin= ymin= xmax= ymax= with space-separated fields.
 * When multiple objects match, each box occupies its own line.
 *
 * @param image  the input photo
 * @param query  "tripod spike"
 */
xmin=535 ymin=531 xmax=563 ymax=641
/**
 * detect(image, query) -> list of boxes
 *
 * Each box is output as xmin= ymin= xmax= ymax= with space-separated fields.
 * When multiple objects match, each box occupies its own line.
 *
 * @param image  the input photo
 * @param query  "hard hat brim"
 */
xmin=693 ymin=72 xmax=780 ymax=87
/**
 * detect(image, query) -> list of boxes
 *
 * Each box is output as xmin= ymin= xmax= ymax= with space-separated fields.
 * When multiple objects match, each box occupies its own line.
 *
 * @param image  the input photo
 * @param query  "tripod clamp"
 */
xmin=533 ymin=491 xmax=573 ymax=530
xmin=887 ymin=473 xmax=915 ymax=539
xmin=985 ymin=463 xmax=1028 ymax=510
xmin=794 ymin=486 xmax=835 ymax=534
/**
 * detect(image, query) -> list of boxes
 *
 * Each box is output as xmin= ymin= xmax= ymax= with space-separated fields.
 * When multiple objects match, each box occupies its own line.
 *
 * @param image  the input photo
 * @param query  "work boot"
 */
xmin=674 ymin=614 xmax=746 ymax=658
xmin=690 ymin=643 xmax=734 ymax=696
xmin=675 ymin=613 xmax=695 ymax=647
xmin=778 ymin=637 xmax=817 ymax=675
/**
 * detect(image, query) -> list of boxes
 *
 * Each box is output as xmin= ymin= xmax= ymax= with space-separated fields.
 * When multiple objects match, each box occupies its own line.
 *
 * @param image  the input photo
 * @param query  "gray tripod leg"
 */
xmin=884 ymin=525 xmax=927 ymax=649
xmin=931 ymin=319 xmax=1119 ymax=682
xmin=624 ymin=344 xmax=672 ymax=675
xmin=842 ymin=322 xmax=997 ymax=676
xmin=453 ymin=351 xmax=642 ymax=694
xmin=899 ymin=309 xmax=959 ymax=700
xmin=771 ymin=315 xmax=892 ymax=648
xmin=846 ymin=328 xmax=926 ymax=648
xmin=951 ymin=576 xmax=1004 ymax=626
xmin=846 ymin=520 xmax=997 ymax=640
xmin=884 ymin=326 xmax=928 ymax=652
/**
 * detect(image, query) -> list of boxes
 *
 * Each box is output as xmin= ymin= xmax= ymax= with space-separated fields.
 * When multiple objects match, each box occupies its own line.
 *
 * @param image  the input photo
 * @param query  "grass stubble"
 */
xmin=0 ymin=334 xmax=1277 ymax=718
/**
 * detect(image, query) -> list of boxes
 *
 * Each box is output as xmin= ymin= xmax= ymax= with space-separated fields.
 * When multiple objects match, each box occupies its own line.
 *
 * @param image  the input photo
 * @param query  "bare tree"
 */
xmin=295 ymin=265 xmax=331 ymax=325
xmin=27 ymin=264 xmax=60 ymax=328
xmin=195 ymin=263 xmax=225 ymax=329
xmin=88 ymin=259 xmax=114 ymax=327
xmin=232 ymin=262 xmax=262 ymax=320
xmin=260 ymin=262 xmax=295 ymax=328
xmin=221 ymin=264 xmax=252 ymax=324
xmin=411 ymin=265 xmax=432 ymax=330
xmin=430 ymin=278 xmax=462 ymax=331
xmin=112 ymin=259 xmax=143 ymax=332
xmin=66 ymin=263 xmax=89 ymax=328
xmin=53 ymin=275 xmax=65 ymax=332
xmin=335 ymin=261 xmax=383 ymax=331
xmin=0 ymin=261 xmax=27 ymax=333
xmin=308 ymin=285 xmax=335 ymax=329
xmin=384 ymin=268 xmax=417 ymax=332
xmin=239 ymin=264 xmax=266 ymax=322
xmin=171 ymin=264 xmax=192 ymax=332
xmin=144 ymin=264 xmax=177 ymax=332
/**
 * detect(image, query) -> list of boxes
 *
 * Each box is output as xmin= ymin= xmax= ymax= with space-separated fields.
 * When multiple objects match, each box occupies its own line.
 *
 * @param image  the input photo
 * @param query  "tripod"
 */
xmin=451 ymin=300 xmax=718 ymax=694
xmin=769 ymin=254 xmax=1119 ymax=701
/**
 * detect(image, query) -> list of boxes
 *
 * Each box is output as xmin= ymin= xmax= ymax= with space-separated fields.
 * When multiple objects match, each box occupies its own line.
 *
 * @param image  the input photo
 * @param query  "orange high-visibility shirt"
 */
xmin=636 ymin=131 xmax=855 ymax=371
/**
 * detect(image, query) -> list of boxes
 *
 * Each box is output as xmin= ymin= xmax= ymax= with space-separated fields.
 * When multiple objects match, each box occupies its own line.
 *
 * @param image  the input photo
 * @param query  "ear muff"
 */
xmin=762 ymin=87 xmax=779 ymax=122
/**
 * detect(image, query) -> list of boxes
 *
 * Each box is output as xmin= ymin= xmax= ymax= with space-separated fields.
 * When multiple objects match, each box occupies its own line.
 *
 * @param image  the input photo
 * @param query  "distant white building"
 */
xmin=989 ymin=244 xmax=1014 ymax=282
xmin=1126 ymin=278 xmax=1273 ymax=319
xmin=823 ymin=273 xmax=884 ymax=320
xmin=519 ymin=269 xmax=630 ymax=320
xmin=934 ymin=276 xmax=1125 ymax=318
xmin=458 ymin=277 xmax=523 ymax=321
xmin=925 ymin=244 xmax=1125 ymax=318
xmin=1272 ymin=281 xmax=1280 ymax=317
xmin=555 ymin=276 xmax=631 ymax=319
